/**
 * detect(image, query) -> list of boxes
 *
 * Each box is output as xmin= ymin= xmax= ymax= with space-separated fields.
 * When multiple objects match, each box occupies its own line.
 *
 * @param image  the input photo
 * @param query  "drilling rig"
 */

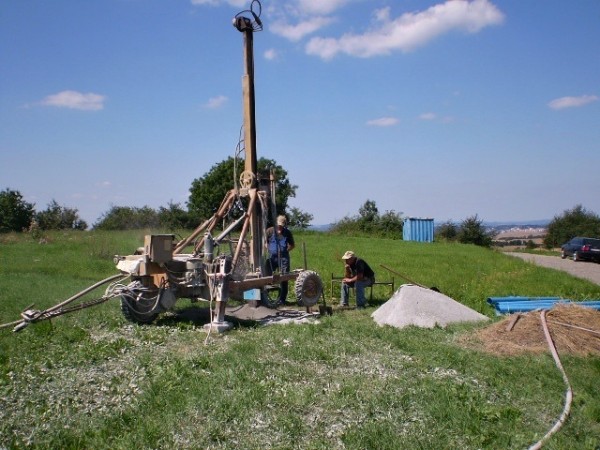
xmin=112 ymin=1 xmax=323 ymax=332
xmin=1 ymin=1 xmax=323 ymax=335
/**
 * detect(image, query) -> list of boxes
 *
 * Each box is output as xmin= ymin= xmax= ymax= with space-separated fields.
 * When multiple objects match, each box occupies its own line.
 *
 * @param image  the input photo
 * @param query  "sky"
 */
xmin=1 ymin=0 xmax=599 ymax=227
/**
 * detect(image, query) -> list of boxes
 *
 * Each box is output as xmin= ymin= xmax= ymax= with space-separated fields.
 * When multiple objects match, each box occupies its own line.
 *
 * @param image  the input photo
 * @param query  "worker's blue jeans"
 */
xmin=341 ymin=278 xmax=373 ymax=308
xmin=269 ymin=253 xmax=290 ymax=302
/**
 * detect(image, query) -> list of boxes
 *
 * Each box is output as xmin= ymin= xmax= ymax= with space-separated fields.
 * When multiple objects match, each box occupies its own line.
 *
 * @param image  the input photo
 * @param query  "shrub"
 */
xmin=36 ymin=200 xmax=87 ymax=230
xmin=0 ymin=188 xmax=35 ymax=233
xmin=94 ymin=206 xmax=160 ymax=230
xmin=330 ymin=200 xmax=404 ymax=239
xmin=544 ymin=204 xmax=600 ymax=248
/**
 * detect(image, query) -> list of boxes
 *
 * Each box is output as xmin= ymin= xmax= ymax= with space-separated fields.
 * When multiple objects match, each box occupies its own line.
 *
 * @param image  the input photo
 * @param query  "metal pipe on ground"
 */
xmin=379 ymin=264 xmax=440 ymax=292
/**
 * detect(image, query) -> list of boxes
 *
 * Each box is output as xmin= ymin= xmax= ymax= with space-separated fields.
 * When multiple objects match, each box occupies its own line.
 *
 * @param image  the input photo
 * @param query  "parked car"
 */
xmin=560 ymin=237 xmax=600 ymax=262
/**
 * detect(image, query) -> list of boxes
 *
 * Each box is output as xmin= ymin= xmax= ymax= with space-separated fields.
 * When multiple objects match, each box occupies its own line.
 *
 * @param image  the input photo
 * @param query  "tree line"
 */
xmin=0 ymin=157 xmax=312 ymax=233
xmin=2 ymin=157 xmax=599 ymax=250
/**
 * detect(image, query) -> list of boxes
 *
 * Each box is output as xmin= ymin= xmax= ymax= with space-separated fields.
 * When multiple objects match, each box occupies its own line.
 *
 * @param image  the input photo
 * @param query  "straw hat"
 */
xmin=342 ymin=250 xmax=355 ymax=260
xmin=276 ymin=215 xmax=287 ymax=226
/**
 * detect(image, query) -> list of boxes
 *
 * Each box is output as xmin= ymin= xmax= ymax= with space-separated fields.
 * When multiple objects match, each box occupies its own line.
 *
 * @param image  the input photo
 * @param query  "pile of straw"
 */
xmin=462 ymin=304 xmax=600 ymax=357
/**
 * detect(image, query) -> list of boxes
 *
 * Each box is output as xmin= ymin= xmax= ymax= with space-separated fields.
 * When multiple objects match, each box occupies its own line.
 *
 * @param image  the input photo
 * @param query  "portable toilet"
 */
xmin=403 ymin=217 xmax=434 ymax=242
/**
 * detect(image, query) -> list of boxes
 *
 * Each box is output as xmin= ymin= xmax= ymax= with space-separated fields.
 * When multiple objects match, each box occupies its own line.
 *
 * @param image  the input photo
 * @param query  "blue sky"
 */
xmin=1 ymin=0 xmax=599 ymax=227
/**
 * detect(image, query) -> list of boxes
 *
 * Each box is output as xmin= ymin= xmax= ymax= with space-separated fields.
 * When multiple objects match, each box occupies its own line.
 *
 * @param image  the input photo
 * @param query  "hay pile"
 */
xmin=462 ymin=304 xmax=600 ymax=357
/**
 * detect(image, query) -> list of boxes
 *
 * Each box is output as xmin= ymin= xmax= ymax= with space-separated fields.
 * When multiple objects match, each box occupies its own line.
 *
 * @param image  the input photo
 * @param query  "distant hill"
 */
xmin=483 ymin=219 xmax=550 ymax=229
xmin=308 ymin=223 xmax=333 ymax=232
xmin=309 ymin=220 xmax=551 ymax=233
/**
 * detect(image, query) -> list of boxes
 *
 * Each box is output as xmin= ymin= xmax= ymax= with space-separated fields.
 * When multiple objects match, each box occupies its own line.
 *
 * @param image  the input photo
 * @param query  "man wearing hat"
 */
xmin=341 ymin=251 xmax=375 ymax=309
xmin=266 ymin=215 xmax=295 ymax=305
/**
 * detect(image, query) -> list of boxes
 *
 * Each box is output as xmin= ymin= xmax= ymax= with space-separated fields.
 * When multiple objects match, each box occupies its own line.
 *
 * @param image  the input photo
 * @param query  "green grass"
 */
xmin=1 ymin=230 xmax=600 ymax=449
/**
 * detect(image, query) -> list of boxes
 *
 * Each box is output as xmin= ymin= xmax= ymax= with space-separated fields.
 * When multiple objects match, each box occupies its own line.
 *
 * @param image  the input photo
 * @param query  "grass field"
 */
xmin=1 ymin=230 xmax=599 ymax=449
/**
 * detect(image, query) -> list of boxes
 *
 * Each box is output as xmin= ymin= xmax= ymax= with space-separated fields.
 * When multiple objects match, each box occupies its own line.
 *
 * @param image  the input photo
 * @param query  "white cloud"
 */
xmin=271 ymin=16 xmax=334 ymax=42
xmin=548 ymin=95 xmax=598 ymax=110
xmin=205 ymin=95 xmax=228 ymax=109
xmin=419 ymin=112 xmax=436 ymax=120
xmin=190 ymin=0 xmax=246 ymax=7
xmin=297 ymin=0 xmax=350 ymax=15
xmin=264 ymin=48 xmax=278 ymax=60
xmin=367 ymin=117 xmax=399 ymax=127
xmin=40 ymin=90 xmax=106 ymax=111
xmin=306 ymin=0 xmax=504 ymax=60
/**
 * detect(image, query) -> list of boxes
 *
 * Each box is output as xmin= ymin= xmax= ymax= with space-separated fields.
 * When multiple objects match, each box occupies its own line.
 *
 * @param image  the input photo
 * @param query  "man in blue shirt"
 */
xmin=267 ymin=215 xmax=295 ymax=305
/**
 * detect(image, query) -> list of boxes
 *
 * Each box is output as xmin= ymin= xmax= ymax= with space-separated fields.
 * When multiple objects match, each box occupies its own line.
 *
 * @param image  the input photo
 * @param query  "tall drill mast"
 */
xmin=234 ymin=5 xmax=262 ymax=272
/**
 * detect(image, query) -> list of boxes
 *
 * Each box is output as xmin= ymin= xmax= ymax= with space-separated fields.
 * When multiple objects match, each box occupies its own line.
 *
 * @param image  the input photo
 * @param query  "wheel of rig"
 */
xmin=294 ymin=270 xmax=323 ymax=307
xmin=120 ymin=288 xmax=160 ymax=324
xmin=261 ymin=285 xmax=281 ymax=309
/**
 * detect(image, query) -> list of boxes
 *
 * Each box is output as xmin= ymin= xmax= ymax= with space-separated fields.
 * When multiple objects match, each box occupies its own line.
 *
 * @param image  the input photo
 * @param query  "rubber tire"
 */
xmin=294 ymin=270 xmax=323 ymax=307
xmin=120 ymin=292 xmax=159 ymax=324
xmin=573 ymin=252 xmax=579 ymax=262
xmin=261 ymin=285 xmax=281 ymax=309
xmin=561 ymin=251 xmax=566 ymax=259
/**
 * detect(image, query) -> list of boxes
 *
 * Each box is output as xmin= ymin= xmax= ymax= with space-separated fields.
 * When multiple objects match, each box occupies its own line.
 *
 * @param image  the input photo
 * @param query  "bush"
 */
xmin=544 ymin=204 xmax=600 ymax=248
xmin=435 ymin=215 xmax=495 ymax=248
xmin=436 ymin=220 xmax=458 ymax=241
xmin=330 ymin=200 xmax=404 ymax=239
xmin=94 ymin=206 xmax=160 ymax=230
xmin=0 ymin=188 xmax=35 ymax=233
xmin=36 ymin=200 xmax=87 ymax=230
xmin=158 ymin=202 xmax=198 ymax=230
xmin=458 ymin=215 xmax=495 ymax=248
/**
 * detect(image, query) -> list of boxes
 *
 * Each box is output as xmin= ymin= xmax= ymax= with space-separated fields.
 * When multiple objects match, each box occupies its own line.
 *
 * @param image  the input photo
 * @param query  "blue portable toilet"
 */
xmin=403 ymin=218 xmax=434 ymax=242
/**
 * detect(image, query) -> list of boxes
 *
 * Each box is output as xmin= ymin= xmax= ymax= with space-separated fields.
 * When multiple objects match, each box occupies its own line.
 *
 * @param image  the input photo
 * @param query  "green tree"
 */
xmin=158 ymin=201 xmax=197 ymax=230
xmin=187 ymin=157 xmax=297 ymax=223
xmin=288 ymin=207 xmax=313 ymax=229
xmin=0 ymin=188 xmax=35 ymax=233
xmin=458 ymin=214 xmax=495 ymax=248
xmin=358 ymin=199 xmax=378 ymax=222
xmin=36 ymin=200 xmax=87 ymax=230
xmin=543 ymin=204 xmax=600 ymax=248
xmin=330 ymin=200 xmax=403 ymax=239
xmin=436 ymin=220 xmax=458 ymax=241
xmin=378 ymin=210 xmax=404 ymax=236
xmin=94 ymin=206 xmax=159 ymax=230
xmin=526 ymin=239 xmax=537 ymax=250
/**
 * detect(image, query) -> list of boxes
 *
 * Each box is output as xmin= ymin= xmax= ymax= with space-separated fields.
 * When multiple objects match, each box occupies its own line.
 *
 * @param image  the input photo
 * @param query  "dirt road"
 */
xmin=505 ymin=252 xmax=600 ymax=285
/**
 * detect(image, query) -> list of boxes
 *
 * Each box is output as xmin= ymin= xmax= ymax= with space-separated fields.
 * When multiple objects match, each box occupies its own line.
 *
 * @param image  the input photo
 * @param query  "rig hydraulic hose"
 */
xmin=0 ymin=273 xmax=125 ymax=332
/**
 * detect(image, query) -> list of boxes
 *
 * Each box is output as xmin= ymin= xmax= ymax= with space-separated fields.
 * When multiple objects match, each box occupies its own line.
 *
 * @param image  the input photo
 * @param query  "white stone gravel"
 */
xmin=372 ymin=284 xmax=489 ymax=329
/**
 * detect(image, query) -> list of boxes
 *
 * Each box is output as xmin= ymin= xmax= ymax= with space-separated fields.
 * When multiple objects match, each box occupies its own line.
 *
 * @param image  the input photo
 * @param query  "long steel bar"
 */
xmin=232 ymin=189 xmax=257 ymax=269
xmin=173 ymin=189 xmax=236 ymax=255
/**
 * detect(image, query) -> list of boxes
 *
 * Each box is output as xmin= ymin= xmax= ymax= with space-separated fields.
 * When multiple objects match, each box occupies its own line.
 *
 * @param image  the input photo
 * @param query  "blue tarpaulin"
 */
xmin=487 ymin=296 xmax=600 ymax=314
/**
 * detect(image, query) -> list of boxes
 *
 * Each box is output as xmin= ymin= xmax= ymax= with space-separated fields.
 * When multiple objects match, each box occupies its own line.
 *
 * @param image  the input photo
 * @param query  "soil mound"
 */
xmin=372 ymin=284 xmax=489 ymax=329
xmin=461 ymin=303 xmax=600 ymax=356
